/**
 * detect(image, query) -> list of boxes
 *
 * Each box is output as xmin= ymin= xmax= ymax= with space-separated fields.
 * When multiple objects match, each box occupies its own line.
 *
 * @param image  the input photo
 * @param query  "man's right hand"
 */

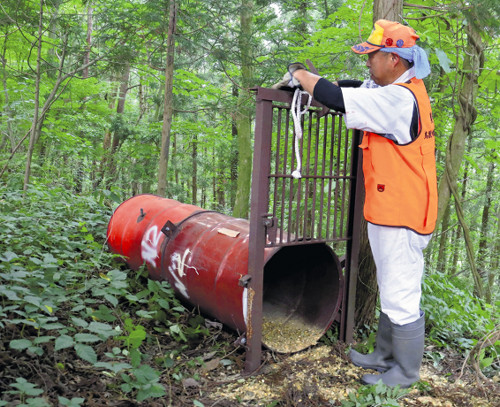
xmin=271 ymin=62 xmax=307 ymax=89
xmin=288 ymin=62 xmax=307 ymax=75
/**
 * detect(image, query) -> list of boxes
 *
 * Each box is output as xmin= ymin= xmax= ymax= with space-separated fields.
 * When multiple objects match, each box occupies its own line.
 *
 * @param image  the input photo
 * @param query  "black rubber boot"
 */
xmin=350 ymin=312 xmax=395 ymax=372
xmin=361 ymin=313 xmax=425 ymax=388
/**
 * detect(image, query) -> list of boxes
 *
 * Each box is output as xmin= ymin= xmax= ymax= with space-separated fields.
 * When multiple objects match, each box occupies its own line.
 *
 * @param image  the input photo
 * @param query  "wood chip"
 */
xmin=262 ymin=315 xmax=324 ymax=353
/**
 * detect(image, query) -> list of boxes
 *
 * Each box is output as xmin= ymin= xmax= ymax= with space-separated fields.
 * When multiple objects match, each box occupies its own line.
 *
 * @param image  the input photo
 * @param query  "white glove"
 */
xmin=271 ymin=62 xmax=307 ymax=89
xmin=271 ymin=71 xmax=301 ymax=89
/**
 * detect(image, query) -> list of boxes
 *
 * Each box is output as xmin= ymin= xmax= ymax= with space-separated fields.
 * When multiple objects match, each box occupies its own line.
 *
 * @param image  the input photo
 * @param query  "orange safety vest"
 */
xmin=359 ymin=77 xmax=438 ymax=235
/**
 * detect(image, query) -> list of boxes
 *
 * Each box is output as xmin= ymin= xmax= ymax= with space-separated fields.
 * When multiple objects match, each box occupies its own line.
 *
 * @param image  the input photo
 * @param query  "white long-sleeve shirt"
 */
xmin=342 ymin=68 xmax=417 ymax=145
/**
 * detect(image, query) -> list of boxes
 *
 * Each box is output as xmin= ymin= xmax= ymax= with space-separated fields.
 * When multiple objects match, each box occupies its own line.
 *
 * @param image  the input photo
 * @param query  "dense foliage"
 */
xmin=0 ymin=185 xmax=217 ymax=404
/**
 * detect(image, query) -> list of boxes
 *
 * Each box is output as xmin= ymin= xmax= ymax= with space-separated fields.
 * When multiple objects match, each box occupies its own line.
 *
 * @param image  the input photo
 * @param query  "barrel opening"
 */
xmin=261 ymin=243 xmax=342 ymax=353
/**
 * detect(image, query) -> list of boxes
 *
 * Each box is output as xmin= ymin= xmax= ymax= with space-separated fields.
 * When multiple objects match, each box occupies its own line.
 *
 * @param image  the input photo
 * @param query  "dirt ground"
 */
xmin=193 ymin=340 xmax=499 ymax=407
xmin=1 ymin=323 xmax=498 ymax=406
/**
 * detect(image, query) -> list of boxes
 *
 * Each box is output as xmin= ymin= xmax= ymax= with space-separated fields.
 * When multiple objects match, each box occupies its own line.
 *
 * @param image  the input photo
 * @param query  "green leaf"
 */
xmin=40 ymin=322 xmax=65 ymax=330
xmin=28 ymin=345 xmax=44 ymax=356
xmin=94 ymin=362 xmax=132 ymax=373
xmin=136 ymin=310 xmax=155 ymax=319
xmin=75 ymin=333 xmax=101 ymax=343
xmin=42 ymin=253 xmax=58 ymax=265
xmin=375 ymin=380 xmax=385 ymax=394
xmin=10 ymin=339 xmax=32 ymax=350
xmin=91 ymin=305 xmax=117 ymax=322
xmin=0 ymin=286 xmax=20 ymax=300
xmin=157 ymin=299 xmax=170 ymax=310
xmin=25 ymin=398 xmax=51 ymax=406
xmin=71 ymin=317 xmax=89 ymax=328
xmin=134 ymin=364 xmax=160 ymax=383
xmin=74 ymin=343 xmax=97 ymax=364
xmin=130 ymin=348 xmax=142 ymax=368
xmin=34 ymin=336 xmax=55 ymax=344
xmin=8 ymin=378 xmax=43 ymax=396
xmin=87 ymin=321 xmax=118 ymax=338
xmin=120 ymin=382 xmax=133 ymax=393
xmin=137 ymin=383 xmax=166 ymax=401
xmin=24 ymin=295 xmax=42 ymax=307
xmin=58 ymin=396 xmax=86 ymax=407
xmin=435 ymin=48 xmax=452 ymax=73
xmin=170 ymin=324 xmax=187 ymax=342
xmin=480 ymin=356 xmax=494 ymax=369
xmin=127 ymin=327 xmax=147 ymax=349
xmin=55 ymin=335 xmax=75 ymax=351
xmin=104 ymin=293 xmax=118 ymax=306
xmin=0 ymin=251 xmax=18 ymax=262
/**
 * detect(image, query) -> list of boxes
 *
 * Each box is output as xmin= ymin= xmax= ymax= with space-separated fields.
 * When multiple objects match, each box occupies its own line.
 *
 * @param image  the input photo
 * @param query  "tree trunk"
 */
xmin=1 ymin=31 xmax=15 ymax=153
xmin=191 ymin=133 xmax=198 ymax=205
xmin=157 ymin=0 xmax=177 ymax=197
xmin=354 ymin=215 xmax=378 ymax=328
xmin=437 ymin=203 xmax=451 ymax=273
xmin=450 ymin=210 xmax=461 ymax=275
xmin=478 ymin=162 xmax=495 ymax=303
xmin=373 ymin=1 xmax=403 ymax=22
xmin=232 ymin=0 xmax=254 ymax=218
xmin=173 ymin=132 xmax=179 ymax=186
xmin=297 ymin=0 xmax=308 ymax=40
xmin=23 ymin=0 xmax=44 ymax=192
xmin=106 ymin=62 xmax=131 ymax=187
xmin=230 ymin=85 xmax=239 ymax=209
xmin=113 ymin=63 xmax=131 ymax=152
xmin=450 ymin=140 xmax=471 ymax=275
xmin=93 ymin=80 xmax=118 ymax=189
xmin=83 ymin=4 xmax=94 ymax=79
xmin=489 ymin=206 xmax=500 ymax=302
xmin=436 ymin=22 xmax=484 ymax=225
xmin=436 ymin=21 xmax=484 ymax=298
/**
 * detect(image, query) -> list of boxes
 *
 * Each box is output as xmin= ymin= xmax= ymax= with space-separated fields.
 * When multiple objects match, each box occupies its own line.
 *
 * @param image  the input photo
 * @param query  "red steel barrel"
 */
xmin=107 ymin=194 xmax=343 ymax=353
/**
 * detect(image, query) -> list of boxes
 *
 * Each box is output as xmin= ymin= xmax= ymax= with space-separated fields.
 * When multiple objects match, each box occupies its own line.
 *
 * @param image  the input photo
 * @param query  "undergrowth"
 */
xmin=0 ymin=185 xmax=212 ymax=405
xmin=422 ymin=270 xmax=499 ymax=377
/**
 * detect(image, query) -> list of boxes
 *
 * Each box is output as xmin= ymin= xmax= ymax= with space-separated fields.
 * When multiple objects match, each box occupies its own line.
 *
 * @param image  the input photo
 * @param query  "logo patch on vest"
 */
xmin=377 ymin=184 xmax=385 ymax=192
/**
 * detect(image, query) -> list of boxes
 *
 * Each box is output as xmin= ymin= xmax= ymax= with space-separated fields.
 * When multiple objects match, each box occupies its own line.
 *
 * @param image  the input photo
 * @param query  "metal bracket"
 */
xmin=262 ymin=213 xmax=277 ymax=243
xmin=161 ymin=220 xmax=177 ymax=238
xmin=136 ymin=208 xmax=146 ymax=223
xmin=238 ymin=274 xmax=252 ymax=287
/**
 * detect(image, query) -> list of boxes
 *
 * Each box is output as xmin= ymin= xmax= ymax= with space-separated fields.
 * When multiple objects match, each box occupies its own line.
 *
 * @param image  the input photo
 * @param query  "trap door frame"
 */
xmin=245 ymin=87 xmax=364 ymax=374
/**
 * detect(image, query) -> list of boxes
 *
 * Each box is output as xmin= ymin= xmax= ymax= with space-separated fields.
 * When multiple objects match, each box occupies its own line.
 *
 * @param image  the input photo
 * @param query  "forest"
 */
xmin=0 ymin=0 xmax=498 ymax=406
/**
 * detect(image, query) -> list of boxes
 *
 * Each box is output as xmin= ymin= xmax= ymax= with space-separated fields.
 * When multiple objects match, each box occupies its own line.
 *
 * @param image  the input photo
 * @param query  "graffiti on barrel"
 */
xmin=140 ymin=224 xmax=192 ymax=299
xmin=140 ymin=225 xmax=162 ymax=268
xmin=167 ymin=249 xmax=193 ymax=299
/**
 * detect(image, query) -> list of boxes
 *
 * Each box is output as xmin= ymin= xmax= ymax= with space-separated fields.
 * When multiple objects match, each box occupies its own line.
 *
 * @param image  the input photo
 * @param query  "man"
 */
xmin=280 ymin=20 xmax=438 ymax=388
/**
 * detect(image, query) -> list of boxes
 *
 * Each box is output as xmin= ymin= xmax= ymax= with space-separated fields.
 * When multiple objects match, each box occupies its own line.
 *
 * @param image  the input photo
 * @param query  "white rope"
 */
xmin=291 ymin=88 xmax=312 ymax=179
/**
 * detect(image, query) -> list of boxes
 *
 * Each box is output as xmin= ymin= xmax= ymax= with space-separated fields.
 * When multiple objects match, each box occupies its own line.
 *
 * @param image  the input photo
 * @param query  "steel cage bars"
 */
xmin=244 ymin=87 xmax=364 ymax=374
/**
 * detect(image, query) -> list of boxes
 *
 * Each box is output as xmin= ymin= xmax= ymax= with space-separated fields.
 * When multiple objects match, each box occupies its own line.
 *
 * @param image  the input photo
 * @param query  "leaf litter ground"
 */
xmin=1 ymin=319 xmax=498 ymax=406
